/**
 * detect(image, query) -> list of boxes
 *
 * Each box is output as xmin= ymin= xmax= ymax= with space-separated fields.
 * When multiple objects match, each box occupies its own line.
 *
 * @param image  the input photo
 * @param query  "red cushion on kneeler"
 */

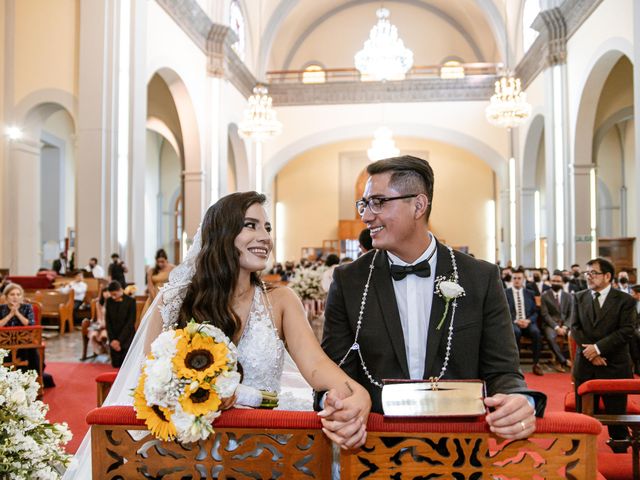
xmin=598 ymin=452 xmax=633 ymax=480
xmin=95 ymin=371 xmax=119 ymax=384
xmin=578 ymin=379 xmax=640 ymax=396
xmin=564 ymin=391 xmax=640 ymax=413
xmin=87 ymin=406 xmax=324 ymax=429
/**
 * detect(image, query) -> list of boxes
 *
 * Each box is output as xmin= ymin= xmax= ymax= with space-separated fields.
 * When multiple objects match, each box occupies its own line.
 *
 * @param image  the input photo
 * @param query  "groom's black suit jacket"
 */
xmin=321 ymin=241 xmax=546 ymax=415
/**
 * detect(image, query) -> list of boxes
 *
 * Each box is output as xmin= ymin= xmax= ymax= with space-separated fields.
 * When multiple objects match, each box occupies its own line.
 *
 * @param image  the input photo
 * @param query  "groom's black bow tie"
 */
xmin=390 ymin=259 xmax=431 ymax=281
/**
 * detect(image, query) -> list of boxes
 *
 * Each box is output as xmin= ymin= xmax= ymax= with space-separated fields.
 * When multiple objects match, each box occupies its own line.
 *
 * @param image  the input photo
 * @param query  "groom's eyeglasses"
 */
xmin=356 ymin=194 xmax=419 ymax=216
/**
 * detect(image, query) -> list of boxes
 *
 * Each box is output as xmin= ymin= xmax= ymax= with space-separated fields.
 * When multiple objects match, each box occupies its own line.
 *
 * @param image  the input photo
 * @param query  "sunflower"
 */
xmin=173 ymin=332 xmax=231 ymax=382
xmin=179 ymin=382 xmax=221 ymax=416
xmin=133 ymin=374 xmax=176 ymax=441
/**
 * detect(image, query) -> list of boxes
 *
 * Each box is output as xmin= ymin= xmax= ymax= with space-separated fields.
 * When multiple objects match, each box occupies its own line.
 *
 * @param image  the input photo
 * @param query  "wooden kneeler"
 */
xmin=88 ymin=407 xmax=601 ymax=479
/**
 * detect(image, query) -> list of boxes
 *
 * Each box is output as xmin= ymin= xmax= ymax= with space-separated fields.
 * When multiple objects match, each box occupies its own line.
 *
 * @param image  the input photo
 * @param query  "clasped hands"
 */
xmin=582 ymin=344 xmax=607 ymax=366
xmin=514 ymin=318 xmax=531 ymax=329
xmin=318 ymin=386 xmax=371 ymax=450
xmin=319 ymin=390 xmax=535 ymax=449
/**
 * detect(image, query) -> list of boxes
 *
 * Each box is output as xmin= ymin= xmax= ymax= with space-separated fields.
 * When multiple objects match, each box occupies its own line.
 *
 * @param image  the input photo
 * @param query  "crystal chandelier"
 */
xmin=238 ymin=85 xmax=282 ymax=141
xmin=355 ymin=8 xmax=413 ymax=81
xmin=485 ymin=74 xmax=532 ymax=128
xmin=368 ymin=127 xmax=400 ymax=161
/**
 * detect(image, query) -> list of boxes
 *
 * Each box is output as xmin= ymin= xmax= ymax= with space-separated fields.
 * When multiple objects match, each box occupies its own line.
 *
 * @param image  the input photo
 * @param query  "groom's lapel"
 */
xmin=424 ymin=241 xmax=454 ymax=377
xmin=372 ymin=250 xmax=410 ymax=378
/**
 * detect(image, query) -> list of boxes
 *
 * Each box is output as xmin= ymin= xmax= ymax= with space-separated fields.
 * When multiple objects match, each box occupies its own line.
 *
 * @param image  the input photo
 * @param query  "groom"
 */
xmin=318 ymin=155 xmax=546 ymax=448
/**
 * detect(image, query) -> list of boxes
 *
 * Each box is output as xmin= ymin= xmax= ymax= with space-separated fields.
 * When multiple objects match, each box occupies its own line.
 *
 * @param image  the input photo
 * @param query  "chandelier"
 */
xmin=485 ymin=74 xmax=531 ymax=128
xmin=238 ymin=85 xmax=282 ymax=141
xmin=355 ymin=8 xmax=413 ymax=81
xmin=368 ymin=127 xmax=399 ymax=161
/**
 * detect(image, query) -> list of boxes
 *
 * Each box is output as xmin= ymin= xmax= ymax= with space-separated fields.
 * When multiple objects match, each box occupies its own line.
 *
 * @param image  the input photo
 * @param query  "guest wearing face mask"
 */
xmin=617 ymin=271 xmax=632 ymax=294
xmin=562 ymin=271 xmax=579 ymax=294
xmin=541 ymin=268 xmax=551 ymax=283
xmin=526 ymin=270 xmax=551 ymax=297
xmin=540 ymin=272 xmax=574 ymax=372
xmin=569 ymin=264 xmax=588 ymax=292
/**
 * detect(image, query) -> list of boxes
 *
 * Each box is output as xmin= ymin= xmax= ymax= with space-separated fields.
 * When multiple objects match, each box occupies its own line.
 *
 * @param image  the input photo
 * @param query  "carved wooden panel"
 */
xmin=0 ymin=327 xmax=41 ymax=348
xmin=341 ymin=433 xmax=597 ymax=479
xmin=92 ymin=426 xmax=332 ymax=479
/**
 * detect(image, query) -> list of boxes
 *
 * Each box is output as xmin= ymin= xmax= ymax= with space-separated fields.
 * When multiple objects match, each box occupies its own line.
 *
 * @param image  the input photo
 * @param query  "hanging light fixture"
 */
xmin=238 ymin=85 xmax=282 ymax=142
xmin=485 ymin=75 xmax=531 ymax=128
xmin=355 ymin=8 xmax=413 ymax=81
xmin=368 ymin=127 xmax=399 ymax=161
xmin=485 ymin=7 xmax=531 ymax=129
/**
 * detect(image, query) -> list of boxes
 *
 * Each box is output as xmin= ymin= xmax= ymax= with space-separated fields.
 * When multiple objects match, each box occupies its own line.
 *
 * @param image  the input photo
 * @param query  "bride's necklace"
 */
xmin=337 ymin=245 xmax=459 ymax=388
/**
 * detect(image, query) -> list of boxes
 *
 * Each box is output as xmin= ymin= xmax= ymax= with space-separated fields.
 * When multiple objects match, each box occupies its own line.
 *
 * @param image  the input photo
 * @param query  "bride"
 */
xmin=64 ymin=191 xmax=371 ymax=478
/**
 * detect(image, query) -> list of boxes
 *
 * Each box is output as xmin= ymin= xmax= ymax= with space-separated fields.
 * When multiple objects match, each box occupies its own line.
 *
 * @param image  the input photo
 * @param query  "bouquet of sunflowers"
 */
xmin=133 ymin=321 xmax=241 ymax=443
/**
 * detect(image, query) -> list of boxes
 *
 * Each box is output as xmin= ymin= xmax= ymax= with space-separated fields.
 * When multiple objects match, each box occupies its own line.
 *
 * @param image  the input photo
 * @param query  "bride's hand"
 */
xmin=219 ymin=393 xmax=237 ymax=410
xmin=319 ymin=384 xmax=371 ymax=449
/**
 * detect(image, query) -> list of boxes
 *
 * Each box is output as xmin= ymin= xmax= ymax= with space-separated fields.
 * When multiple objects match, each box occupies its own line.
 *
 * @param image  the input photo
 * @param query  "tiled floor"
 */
xmin=43 ymin=327 xmax=110 ymax=364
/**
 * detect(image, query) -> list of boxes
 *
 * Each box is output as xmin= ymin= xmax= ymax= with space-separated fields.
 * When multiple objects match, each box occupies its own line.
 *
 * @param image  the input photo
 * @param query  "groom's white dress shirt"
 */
xmin=387 ymin=233 xmax=437 ymax=379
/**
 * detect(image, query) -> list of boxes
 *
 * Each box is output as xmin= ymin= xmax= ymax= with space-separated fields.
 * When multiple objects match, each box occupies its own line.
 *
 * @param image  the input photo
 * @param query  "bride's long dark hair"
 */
xmin=177 ymin=191 xmax=266 ymax=338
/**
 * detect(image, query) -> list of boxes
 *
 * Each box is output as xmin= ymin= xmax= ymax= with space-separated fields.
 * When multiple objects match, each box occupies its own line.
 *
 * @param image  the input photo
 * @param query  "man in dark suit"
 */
xmin=540 ymin=271 xmax=573 ymax=371
xmin=569 ymin=264 xmax=588 ymax=292
xmin=52 ymin=252 xmax=68 ymax=275
xmin=105 ymin=280 xmax=136 ymax=368
xmin=319 ymin=156 xmax=546 ymax=448
xmin=571 ymin=257 xmax=636 ymax=452
xmin=526 ymin=270 xmax=550 ymax=297
xmin=506 ymin=268 xmax=544 ymax=376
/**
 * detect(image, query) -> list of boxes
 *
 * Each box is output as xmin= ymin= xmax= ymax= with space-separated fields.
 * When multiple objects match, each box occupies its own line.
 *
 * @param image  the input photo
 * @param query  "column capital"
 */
xmin=570 ymin=163 xmax=596 ymax=174
xmin=183 ymin=169 xmax=205 ymax=181
xmin=9 ymin=137 xmax=43 ymax=155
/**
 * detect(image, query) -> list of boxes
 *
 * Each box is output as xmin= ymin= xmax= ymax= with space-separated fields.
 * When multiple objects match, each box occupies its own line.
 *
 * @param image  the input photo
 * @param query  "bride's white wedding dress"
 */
xmin=63 ymin=228 xmax=312 ymax=479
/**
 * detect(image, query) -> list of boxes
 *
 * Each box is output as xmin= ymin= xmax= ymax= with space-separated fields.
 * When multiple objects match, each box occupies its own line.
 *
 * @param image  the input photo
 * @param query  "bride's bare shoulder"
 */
xmin=265 ymin=284 xmax=302 ymax=307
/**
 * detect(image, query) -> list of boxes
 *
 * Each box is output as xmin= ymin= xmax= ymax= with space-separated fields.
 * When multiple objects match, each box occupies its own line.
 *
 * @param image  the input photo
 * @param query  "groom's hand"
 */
xmin=318 ymin=388 xmax=370 ymax=449
xmin=484 ymin=393 xmax=536 ymax=439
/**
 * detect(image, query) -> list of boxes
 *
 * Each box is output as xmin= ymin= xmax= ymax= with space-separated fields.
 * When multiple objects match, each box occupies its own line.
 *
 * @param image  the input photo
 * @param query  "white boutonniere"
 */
xmin=434 ymin=277 xmax=466 ymax=330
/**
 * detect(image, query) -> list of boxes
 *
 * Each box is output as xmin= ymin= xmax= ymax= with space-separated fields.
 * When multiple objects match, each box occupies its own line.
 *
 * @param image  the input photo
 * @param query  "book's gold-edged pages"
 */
xmin=381 ymin=380 xmax=486 ymax=417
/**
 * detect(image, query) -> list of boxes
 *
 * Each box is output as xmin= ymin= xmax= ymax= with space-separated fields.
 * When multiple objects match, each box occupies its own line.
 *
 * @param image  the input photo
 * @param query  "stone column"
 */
xmin=572 ymin=163 xmax=596 ymax=264
xmin=7 ymin=137 xmax=42 ymax=274
xmin=76 ymin=0 xmax=119 ymax=271
xmin=532 ymin=8 xmax=570 ymax=270
xmin=633 ymin=3 xmax=640 ymax=268
xmin=184 ymin=169 xmax=205 ymax=237
xmin=520 ymin=187 xmax=537 ymax=267
xmin=127 ymin=0 xmax=148 ymax=288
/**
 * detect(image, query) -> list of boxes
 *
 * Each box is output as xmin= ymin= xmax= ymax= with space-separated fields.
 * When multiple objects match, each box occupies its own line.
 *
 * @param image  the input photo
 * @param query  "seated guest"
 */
xmin=358 ymin=228 xmax=373 ymax=255
xmin=0 ymin=283 xmax=40 ymax=373
xmin=58 ymin=271 xmax=88 ymax=322
xmin=540 ymin=271 xmax=573 ymax=371
xmin=526 ymin=270 xmax=550 ymax=297
xmin=87 ymin=288 xmax=110 ymax=356
xmin=506 ymin=268 xmax=544 ymax=376
xmin=105 ymin=281 xmax=136 ymax=368
xmin=85 ymin=257 xmax=105 ymax=279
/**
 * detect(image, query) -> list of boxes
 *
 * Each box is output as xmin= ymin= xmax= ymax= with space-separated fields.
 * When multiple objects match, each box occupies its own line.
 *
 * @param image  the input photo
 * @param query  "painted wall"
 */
xmin=275 ymin=137 xmax=495 ymax=262
xmin=13 ymin=0 xmax=78 ymax=105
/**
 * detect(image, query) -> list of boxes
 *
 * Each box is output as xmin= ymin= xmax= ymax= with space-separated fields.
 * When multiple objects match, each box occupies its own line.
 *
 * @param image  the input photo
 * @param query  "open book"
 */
xmin=381 ymin=379 xmax=486 ymax=417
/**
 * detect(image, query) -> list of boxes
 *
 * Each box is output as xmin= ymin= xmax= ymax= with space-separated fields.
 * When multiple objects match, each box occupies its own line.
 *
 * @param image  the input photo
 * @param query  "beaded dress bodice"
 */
xmin=237 ymin=286 xmax=285 ymax=393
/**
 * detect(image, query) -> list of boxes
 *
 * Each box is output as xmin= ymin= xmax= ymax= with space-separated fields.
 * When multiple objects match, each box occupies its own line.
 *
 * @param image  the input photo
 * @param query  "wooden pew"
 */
xmin=89 ymin=408 xmax=601 ymax=479
xmin=0 ymin=302 xmax=45 ymax=391
xmin=33 ymin=290 xmax=74 ymax=334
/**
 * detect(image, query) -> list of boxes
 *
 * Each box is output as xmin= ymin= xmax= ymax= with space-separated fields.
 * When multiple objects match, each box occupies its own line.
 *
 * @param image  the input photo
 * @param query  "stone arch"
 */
xmin=148 ymin=67 xmax=203 ymax=237
xmin=264 ymin=122 xmax=506 ymax=190
xmin=228 ymin=123 xmax=250 ymax=191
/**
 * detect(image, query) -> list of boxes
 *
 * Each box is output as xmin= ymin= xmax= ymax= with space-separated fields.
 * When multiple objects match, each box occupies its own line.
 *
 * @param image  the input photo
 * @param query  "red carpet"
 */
xmin=42 ymin=362 xmax=117 ymax=453
xmin=41 ymin=364 xmax=635 ymax=478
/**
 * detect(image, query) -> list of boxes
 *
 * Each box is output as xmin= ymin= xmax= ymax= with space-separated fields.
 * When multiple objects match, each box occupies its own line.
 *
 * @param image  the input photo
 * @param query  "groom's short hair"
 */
xmin=367 ymin=155 xmax=434 ymax=222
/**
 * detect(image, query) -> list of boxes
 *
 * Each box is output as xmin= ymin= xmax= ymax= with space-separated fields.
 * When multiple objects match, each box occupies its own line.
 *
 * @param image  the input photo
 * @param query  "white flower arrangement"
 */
xmin=288 ymin=267 xmax=325 ymax=300
xmin=134 ymin=321 xmax=241 ymax=443
xmin=0 ymin=349 xmax=72 ymax=479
